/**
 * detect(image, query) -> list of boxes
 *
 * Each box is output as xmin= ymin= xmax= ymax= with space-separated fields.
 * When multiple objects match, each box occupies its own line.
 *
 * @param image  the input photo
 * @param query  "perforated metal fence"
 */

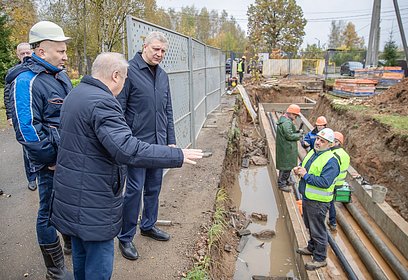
xmin=126 ymin=16 xmax=225 ymax=148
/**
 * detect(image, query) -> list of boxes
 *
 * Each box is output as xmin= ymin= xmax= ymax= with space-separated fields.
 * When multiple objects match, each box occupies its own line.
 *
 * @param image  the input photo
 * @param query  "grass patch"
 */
xmin=325 ymin=78 xmax=335 ymax=87
xmin=183 ymin=256 xmax=210 ymax=280
xmin=183 ymin=188 xmax=229 ymax=279
xmin=332 ymin=102 xmax=370 ymax=113
xmin=0 ymin=88 xmax=7 ymax=128
xmin=373 ymin=114 xmax=408 ymax=135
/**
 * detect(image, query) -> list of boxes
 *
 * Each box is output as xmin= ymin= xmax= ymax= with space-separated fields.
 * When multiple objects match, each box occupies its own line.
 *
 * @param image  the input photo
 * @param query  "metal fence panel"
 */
xmin=126 ymin=16 xmax=224 ymax=148
xmin=263 ymin=59 xmax=303 ymax=75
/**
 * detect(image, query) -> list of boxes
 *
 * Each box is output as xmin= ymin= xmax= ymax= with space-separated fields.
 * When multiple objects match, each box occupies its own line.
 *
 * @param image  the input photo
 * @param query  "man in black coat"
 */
xmin=4 ymin=42 xmax=38 ymax=191
xmin=50 ymin=52 xmax=202 ymax=280
xmin=117 ymin=31 xmax=177 ymax=260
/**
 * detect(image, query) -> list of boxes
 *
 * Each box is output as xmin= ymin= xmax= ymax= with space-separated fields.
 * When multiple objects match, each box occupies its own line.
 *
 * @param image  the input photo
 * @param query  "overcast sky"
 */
xmin=156 ymin=0 xmax=408 ymax=50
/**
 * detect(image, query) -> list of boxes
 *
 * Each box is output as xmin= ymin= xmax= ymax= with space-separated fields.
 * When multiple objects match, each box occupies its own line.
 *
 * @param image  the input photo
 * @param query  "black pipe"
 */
xmin=336 ymin=209 xmax=388 ymax=279
xmin=327 ymin=231 xmax=359 ymax=280
xmin=346 ymin=203 xmax=408 ymax=279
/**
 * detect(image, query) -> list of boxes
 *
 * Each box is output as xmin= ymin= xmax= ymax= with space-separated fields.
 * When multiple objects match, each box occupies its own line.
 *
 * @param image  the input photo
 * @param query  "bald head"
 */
xmin=92 ymin=52 xmax=129 ymax=96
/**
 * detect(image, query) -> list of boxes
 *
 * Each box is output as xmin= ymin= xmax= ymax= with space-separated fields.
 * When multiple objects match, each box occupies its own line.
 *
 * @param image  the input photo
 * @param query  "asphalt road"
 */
xmin=0 ymin=127 xmax=52 ymax=279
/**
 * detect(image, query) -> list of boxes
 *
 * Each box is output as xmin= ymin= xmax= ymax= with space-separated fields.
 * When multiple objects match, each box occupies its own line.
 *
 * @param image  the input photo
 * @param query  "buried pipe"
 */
xmin=327 ymin=231 xmax=359 ymax=280
xmin=336 ymin=210 xmax=388 ymax=280
xmin=345 ymin=203 xmax=408 ymax=279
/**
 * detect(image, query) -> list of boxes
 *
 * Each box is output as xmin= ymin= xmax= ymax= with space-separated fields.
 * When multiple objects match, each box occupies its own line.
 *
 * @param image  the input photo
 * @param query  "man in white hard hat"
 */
xmin=293 ymin=128 xmax=340 ymax=270
xmin=4 ymin=43 xmax=38 ymax=192
xmin=7 ymin=21 xmax=73 ymax=279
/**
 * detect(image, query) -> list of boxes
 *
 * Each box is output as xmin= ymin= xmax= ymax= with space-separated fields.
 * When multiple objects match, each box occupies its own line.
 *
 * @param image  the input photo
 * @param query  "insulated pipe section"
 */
xmin=336 ymin=209 xmax=388 ymax=280
xmin=345 ymin=203 xmax=408 ymax=279
xmin=327 ymin=231 xmax=358 ymax=280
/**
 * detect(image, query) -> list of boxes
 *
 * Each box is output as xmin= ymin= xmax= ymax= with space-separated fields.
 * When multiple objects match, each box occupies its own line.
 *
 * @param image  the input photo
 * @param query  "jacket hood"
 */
xmin=5 ymin=64 xmax=29 ymax=84
xmin=5 ymin=54 xmax=63 ymax=84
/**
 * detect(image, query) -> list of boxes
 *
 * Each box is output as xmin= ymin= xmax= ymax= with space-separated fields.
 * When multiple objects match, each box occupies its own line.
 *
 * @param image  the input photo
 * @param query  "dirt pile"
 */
xmin=368 ymin=78 xmax=408 ymax=115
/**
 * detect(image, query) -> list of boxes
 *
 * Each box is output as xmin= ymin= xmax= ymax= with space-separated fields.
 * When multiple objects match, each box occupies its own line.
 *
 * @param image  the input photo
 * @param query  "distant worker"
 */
xmin=237 ymin=55 xmax=246 ymax=84
xmin=294 ymin=128 xmax=340 ymax=270
xmin=276 ymin=104 xmax=303 ymax=192
xmin=302 ymin=116 xmax=327 ymax=150
xmin=328 ymin=132 xmax=350 ymax=231
xmin=4 ymin=43 xmax=38 ymax=191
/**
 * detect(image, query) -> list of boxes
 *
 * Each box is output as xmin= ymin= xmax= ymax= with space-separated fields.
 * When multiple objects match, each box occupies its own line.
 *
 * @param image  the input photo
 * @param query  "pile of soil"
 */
xmin=367 ymin=77 xmax=408 ymax=115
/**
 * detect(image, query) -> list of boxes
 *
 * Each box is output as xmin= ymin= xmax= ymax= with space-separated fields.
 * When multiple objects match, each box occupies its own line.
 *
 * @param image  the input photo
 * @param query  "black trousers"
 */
xmin=278 ymin=170 xmax=291 ymax=188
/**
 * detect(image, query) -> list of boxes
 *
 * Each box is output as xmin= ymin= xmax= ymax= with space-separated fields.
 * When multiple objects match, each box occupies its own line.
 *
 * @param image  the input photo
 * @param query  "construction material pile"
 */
xmin=333 ymin=79 xmax=377 ymax=97
xmin=355 ymin=66 xmax=404 ymax=88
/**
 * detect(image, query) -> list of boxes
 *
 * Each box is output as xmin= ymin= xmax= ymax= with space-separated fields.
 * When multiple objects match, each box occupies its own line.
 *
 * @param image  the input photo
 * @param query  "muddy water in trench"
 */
xmin=230 ymin=166 xmax=299 ymax=279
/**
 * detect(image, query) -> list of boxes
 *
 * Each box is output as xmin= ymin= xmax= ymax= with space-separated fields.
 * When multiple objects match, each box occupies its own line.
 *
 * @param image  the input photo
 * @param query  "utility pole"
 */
xmin=366 ymin=0 xmax=381 ymax=67
xmin=393 ymin=0 xmax=408 ymax=61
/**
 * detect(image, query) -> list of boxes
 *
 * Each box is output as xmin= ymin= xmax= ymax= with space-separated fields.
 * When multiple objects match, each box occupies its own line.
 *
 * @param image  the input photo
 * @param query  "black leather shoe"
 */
xmin=28 ymin=181 xmax=37 ymax=191
xmin=140 ymin=226 xmax=170 ymax=241
xmin=119 ymin=241 xmax=139 ymax=260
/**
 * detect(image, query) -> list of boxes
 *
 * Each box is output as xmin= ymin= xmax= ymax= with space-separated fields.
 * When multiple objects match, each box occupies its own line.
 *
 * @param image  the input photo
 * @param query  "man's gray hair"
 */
xmin=16 ymin=42 xmax=30 ymax=51
xmin=144 ymin=31 xmax=169 ymax=49
xmin=92 ymin=52 xmax=129 ymax=79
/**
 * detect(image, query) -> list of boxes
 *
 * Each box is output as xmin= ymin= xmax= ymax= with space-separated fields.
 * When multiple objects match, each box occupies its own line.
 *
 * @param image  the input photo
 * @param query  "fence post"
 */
xmin=188 ymin=37 xmax=196 ymax=148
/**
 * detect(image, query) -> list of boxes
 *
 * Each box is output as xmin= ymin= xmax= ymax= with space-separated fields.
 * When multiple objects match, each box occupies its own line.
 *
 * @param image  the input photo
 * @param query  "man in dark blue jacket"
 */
xmin=50 ymin=52 xmax=202 ymax=280
xmin=4 ymin=42 xmax=38 ymax=191
xmin=8 ymin=21 xmax=73 ymax=279
xmin=117 ymin=31 xmax=177 ymax=260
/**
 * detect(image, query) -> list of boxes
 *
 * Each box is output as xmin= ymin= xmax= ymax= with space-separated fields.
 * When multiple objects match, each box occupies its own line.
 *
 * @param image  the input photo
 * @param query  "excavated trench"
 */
xmin=208 ymin=81 xmax=408 ymax=279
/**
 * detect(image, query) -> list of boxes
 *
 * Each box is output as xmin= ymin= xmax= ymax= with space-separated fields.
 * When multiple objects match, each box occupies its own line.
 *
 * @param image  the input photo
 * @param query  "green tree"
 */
xmin=1 ymin=0 xmax=38 ymax=44
xmin=197 ymin=7 xmax=210 ymax=43
xmin=328 ymin=20 xmax=345 ymax=49
xmin=302 ymin=44 xmax=324 ymax=59
xmin=177 ymin=6 xmax=197 ymax=37
xmin=381 ymin=33 xmax=398 ymax=66
xmin=0 ymin=13 xmax=16 ymax=86
xmin=342 ymin=22 xmax=364 ymax=50
xmin=247 ymin=0 xmax=306 ymax=54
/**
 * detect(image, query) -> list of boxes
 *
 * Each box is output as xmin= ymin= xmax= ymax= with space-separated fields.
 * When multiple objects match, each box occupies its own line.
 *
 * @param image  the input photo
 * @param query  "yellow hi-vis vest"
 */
xmin=333 ymin=147 xmax=350 ymax=188
xmin=302 ymin=149 xmax=336 ymax=202
xmin=238 ymin=61 xmax=243 ymax=72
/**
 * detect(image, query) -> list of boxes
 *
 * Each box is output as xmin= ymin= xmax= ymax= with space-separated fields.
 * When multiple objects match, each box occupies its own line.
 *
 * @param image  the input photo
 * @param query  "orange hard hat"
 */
xmin=315 ymin=116 xmax=327 ymax=126
xmin=334 ymin=131 xmax=344 ymax=145
xmin=286 ymin=104 xmax=301 ymax=115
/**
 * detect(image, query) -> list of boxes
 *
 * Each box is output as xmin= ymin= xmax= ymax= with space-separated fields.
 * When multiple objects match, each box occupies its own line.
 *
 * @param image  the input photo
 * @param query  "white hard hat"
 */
xmin=317 ymin=128 xmax=335 ymax=143
xmin=29 ymin=21 xmax=70 ymax=44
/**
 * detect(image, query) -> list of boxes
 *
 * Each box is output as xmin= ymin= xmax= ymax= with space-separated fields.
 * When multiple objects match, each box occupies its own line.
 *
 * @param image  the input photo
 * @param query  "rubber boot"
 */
xmin=61 ymin=234 xmax=72 ymax=255
xmin=40 ymin=237 xmax=74 ymax=280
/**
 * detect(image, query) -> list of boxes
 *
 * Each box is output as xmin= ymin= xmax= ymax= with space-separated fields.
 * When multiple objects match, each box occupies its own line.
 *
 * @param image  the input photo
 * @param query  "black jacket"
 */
xmin=50 ymin=76 xmax=183 ymax=241
xmin=117 ymin=52 xmax=175 ymax=145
